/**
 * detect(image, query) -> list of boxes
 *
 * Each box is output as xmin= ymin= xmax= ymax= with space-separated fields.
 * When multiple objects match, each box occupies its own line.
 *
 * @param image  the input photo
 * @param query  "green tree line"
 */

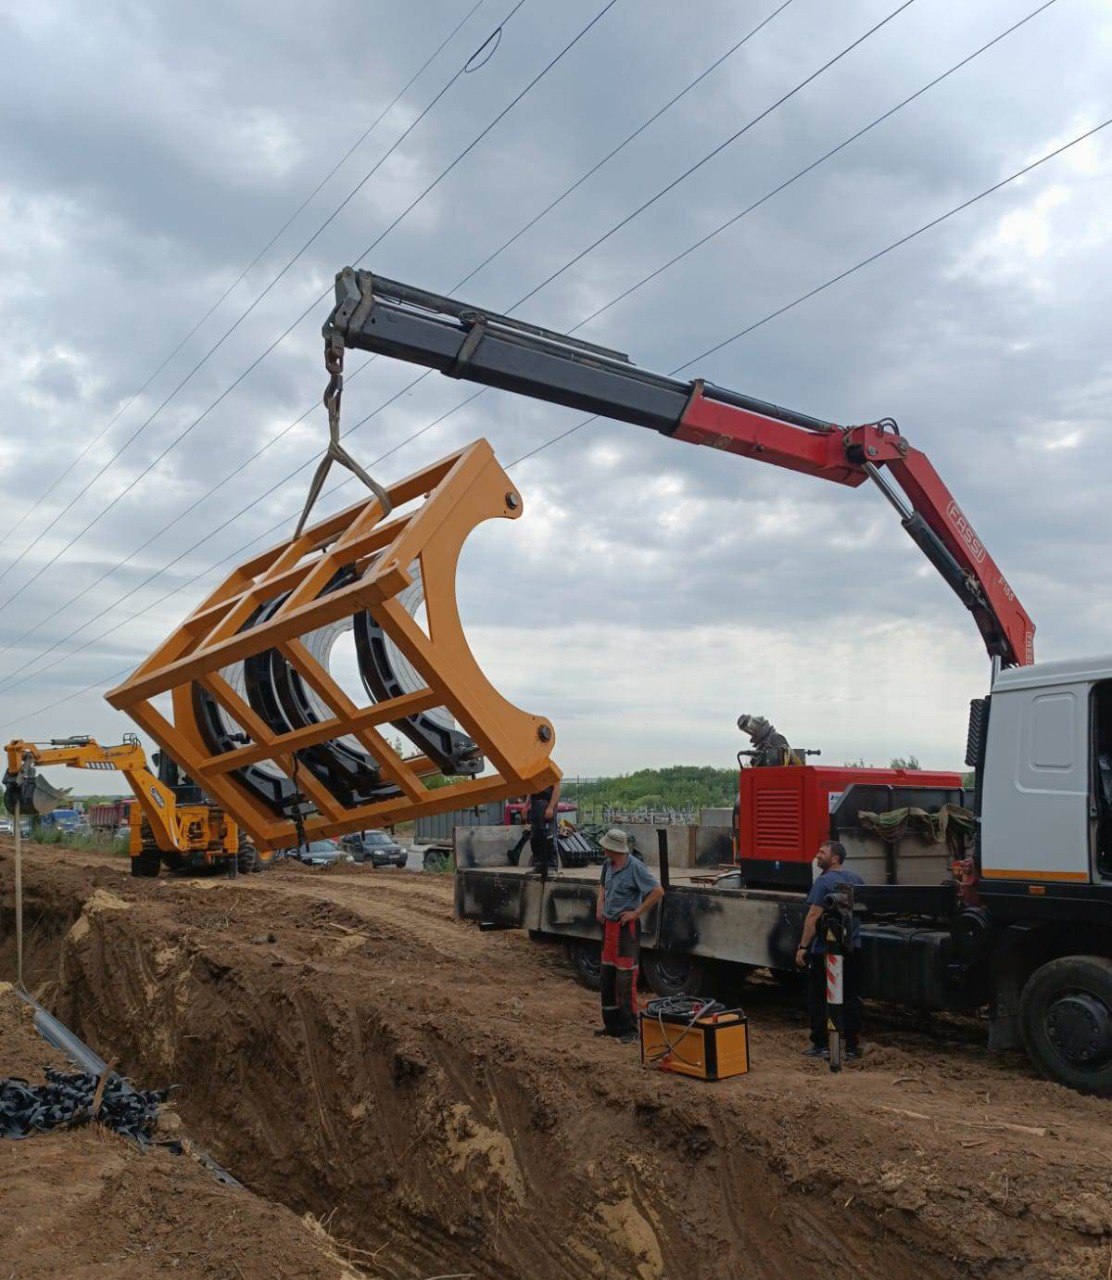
xmin=569 ymin=766 xmax=739 ymax=812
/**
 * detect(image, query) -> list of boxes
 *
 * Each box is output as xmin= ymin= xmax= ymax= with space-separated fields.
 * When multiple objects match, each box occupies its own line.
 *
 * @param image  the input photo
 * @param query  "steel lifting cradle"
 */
xmin=106 ymin=441 xmax=559 ymax=851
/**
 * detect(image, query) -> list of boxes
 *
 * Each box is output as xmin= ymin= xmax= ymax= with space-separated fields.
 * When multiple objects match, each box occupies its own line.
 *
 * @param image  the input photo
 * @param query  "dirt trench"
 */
xmin=3 ymin=848 xmax=1111 ymax=1280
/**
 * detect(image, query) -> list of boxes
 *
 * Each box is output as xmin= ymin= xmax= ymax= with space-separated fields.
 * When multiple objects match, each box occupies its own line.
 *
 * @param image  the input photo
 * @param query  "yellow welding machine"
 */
xmin=639 ymin=1008 xmax=750 ymax=1080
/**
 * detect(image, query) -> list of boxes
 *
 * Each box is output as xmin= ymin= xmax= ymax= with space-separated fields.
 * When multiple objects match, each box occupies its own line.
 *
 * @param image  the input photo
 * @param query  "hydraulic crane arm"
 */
xmin=3 ymin=734 xmax=184 ymax=850
xmin=325 ymin=269 xmax=1034 ymax=668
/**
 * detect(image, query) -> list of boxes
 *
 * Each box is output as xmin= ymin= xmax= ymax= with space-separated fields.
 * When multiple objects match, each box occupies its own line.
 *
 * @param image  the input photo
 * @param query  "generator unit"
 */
xmin=735 ymin=764 xmax=965 ymax=889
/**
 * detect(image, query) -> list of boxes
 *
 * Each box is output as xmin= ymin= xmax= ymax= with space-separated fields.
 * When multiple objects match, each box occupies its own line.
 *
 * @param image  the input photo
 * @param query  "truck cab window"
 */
xmin=1095 ymin=682 xmax=1112 ymax=878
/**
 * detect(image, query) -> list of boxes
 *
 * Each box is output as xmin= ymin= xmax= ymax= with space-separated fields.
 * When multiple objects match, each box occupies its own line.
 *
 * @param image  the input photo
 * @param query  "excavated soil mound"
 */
xmin=2 ymin=843 xmax=1111 ymax=1279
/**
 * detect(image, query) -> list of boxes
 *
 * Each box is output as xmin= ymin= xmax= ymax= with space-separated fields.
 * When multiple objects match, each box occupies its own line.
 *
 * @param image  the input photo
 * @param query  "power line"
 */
xmin=345 ymin=0 xmax=621 ymax=267
xmin=508 ymin=115 xmax=1112 ymax=464
xmin=0 ymin=0 xmax=528 ymax=614
xmin=0 ymin=0 xmax=485 ymax=562
xmin=572 ymin=0 xmax=1060 ymax=332
xmin=7 ymin=109 xmax=1103 ymax=728
xmin=0 ymin=0 xmax=617 ymax=635
xmin=0 ymin=0 xmax=791 ymax=670
xmin=0 ymin=0 xmax=624 ymax=669
xmin=505 ymin=0 xmax=920 ymax=314
xmin=0 ymin=386 xmax=494 ymax=707
xmin=450 ymin=0 xmax=795 ymax=294
xmin=0 ymin=0 xmax=1033 ymax=690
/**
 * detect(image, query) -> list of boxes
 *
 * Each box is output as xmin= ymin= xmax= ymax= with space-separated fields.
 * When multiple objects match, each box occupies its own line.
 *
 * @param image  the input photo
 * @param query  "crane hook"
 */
xmin=293 ymin=337 xmax=393 ymax=539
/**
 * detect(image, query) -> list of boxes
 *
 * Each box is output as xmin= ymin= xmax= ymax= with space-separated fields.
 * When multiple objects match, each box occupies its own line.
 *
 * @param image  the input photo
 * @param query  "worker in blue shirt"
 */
xmin=595 ymin=828 xmax=664 ymax=1041
xmin=795 ymin=840 xmax=865 ymax=1059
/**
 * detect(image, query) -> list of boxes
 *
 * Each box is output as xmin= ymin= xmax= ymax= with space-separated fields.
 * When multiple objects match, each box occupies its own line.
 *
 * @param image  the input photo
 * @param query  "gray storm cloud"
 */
xmin=0 ymin=0 xmax=1108 ymax=787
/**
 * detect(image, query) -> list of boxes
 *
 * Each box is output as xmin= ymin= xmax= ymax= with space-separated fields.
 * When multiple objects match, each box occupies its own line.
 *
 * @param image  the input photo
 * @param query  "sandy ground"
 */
xmin=2 ymin=842 xmax=1111 ymax=1279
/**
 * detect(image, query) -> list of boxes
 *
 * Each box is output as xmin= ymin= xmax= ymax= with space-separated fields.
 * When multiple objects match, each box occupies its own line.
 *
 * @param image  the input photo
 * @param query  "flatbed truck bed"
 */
xmin=454 ymin=864 xmax=955 ymax=1011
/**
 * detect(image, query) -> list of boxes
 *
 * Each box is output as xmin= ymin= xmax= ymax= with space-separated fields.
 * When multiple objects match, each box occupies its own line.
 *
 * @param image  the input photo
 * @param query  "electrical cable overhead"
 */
xmin=505 ymin=0 xmax=920 ymax=314
xmin=0 ymin=0 xmax=792 ymax=670
xmin=0 ymin=0 xmax=879 ymax=666
xmin=0 ymin=0 xmax=530 ymax=614
xmin=0 ymin=0 xmax=1054 ymax=691
xmin=5 ymin=109 xmax=1103 ymax=727
xmin=0 ymin=0 xmax=618 ymax=641
xmin=0 ymin=0 xmax=485 ymax=563
xmin=0 ymin=385 xmax=490 ymax=705
xmin=507 ymin=115 xmax=1112 ymax=464
xmin=572 ymin=0 xmax=1060 ymax=332
xmin=450 ymin=0 xmax=795 ymax=294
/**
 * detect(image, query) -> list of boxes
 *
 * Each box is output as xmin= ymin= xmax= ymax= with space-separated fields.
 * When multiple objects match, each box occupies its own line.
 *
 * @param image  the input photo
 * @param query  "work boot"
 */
xmin=801 ymin=1044 xmax=828 ymax=1058
xmin=845 ymin=1043 xmax=863 ymax=1060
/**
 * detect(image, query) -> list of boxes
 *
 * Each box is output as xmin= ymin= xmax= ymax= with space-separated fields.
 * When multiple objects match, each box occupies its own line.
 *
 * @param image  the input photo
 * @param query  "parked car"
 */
xmin=291 ymin=839 xmax=354 ymax=867
xmin=0 ymin=819 xmax=13 ymax=835
xmin=340 ymin=830 xmax=408 ymax=868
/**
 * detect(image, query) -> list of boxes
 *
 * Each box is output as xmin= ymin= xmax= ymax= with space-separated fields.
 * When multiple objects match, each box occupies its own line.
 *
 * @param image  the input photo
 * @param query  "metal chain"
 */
xmin=293 ymin=338 xmax=394 ymax=538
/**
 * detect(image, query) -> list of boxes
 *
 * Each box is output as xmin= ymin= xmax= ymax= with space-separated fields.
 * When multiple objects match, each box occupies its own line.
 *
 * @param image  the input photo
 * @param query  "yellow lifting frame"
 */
xmin=105 ymin=439 xmax=560 ymax=850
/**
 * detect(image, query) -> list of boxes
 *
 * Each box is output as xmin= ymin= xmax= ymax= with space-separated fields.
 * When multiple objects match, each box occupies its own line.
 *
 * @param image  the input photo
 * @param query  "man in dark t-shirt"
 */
xmin=525 ymin=781 xmax=560 ymax=867
xmin=795 ymin=840 xmax=865 ymax=1059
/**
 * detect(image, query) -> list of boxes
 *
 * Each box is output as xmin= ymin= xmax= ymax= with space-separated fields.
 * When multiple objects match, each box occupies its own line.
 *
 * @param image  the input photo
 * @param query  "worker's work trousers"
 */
xmin=807 ymin=950 xmax=862 ymax=1049
xmin=528 ymin=821 xmax=557 ymax=868
xmin=600 ymin=918 xmax=640 ymax=1036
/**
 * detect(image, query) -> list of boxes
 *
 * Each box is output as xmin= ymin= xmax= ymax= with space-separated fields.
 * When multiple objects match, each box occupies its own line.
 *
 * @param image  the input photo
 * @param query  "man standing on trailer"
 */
xmin=525 ymin=780 xmax=561 ymax=868
xmin=796 ymin=840 xmax=865 ymax=1059
xmin=595 ymin=829 xmax=664 ymax=1041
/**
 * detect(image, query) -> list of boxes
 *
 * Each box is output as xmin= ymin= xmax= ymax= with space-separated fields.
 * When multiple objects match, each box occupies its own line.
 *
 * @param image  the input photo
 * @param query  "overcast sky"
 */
xmin=0 ymin=0 xmax=1109 ymax=796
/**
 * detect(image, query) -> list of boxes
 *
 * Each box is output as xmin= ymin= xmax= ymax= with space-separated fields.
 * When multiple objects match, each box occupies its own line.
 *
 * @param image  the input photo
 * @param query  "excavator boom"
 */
xmin=326 ymin=269 xmax=1034 ymax=668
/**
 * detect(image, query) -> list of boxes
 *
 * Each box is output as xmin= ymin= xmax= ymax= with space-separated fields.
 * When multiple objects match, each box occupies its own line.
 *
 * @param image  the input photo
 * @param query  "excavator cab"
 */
xmin=151 ymin=750 xmax=203 ymax=806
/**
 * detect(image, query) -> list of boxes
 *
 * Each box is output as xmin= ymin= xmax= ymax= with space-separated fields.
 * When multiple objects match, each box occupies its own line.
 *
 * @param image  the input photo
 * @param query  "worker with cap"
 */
xmin=595 ymin=829 xmax=664 ymax=1041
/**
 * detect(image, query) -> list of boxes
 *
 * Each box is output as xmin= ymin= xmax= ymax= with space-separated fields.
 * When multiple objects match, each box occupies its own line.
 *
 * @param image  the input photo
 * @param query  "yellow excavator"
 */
xmin=2 ymin=734 xmax=272 ymax=878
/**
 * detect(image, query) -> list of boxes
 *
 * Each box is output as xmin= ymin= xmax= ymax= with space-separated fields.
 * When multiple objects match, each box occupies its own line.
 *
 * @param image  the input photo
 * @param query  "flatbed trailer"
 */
xmin=454 ymin=864 xmax=957 ymax=1014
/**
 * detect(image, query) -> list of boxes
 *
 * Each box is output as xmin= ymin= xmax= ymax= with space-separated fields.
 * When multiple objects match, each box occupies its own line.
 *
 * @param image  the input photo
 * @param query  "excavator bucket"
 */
xmin=2 ymin=766 xmax=71 ymax=817
xmin=105 ymin=440 xmax=559 ymax=851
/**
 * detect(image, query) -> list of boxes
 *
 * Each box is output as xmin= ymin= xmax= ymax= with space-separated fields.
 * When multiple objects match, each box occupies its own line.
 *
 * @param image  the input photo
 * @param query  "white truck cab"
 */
xmin=981 ymin=655 xmax=1112 ymax=885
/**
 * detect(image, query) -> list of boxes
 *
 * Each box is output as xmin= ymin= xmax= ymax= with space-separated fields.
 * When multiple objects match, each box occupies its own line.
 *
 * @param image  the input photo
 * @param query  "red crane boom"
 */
xmin=324 ymin=270 xmax=1035 ymax=668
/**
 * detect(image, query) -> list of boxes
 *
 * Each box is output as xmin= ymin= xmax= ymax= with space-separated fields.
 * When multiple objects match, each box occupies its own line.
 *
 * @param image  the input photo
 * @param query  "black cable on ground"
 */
xmin=0 ymin=1068 xmax=173 ymax=1149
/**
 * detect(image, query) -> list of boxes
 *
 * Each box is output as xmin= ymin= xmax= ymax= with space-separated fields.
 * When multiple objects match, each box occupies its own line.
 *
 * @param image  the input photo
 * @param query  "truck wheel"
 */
xmin=236 ymin=835 xmax=259 ymax=875
xmin=569 ymin=941 xmax=602 ymax=991
xmin=130 ymin=851 xmax=161 ymax=878
xmin=642 ymin=951 xmax=705 ymax=998
xmin=1019 ymin=955 xmax=1112 ymax=1096
xmin=131 ymin=822 xmax=161 ymax=877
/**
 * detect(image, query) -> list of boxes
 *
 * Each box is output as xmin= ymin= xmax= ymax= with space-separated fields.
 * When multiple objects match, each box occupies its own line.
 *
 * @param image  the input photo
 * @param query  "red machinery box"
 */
xmin=736 ymin=765 xmax=964 ymax=889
